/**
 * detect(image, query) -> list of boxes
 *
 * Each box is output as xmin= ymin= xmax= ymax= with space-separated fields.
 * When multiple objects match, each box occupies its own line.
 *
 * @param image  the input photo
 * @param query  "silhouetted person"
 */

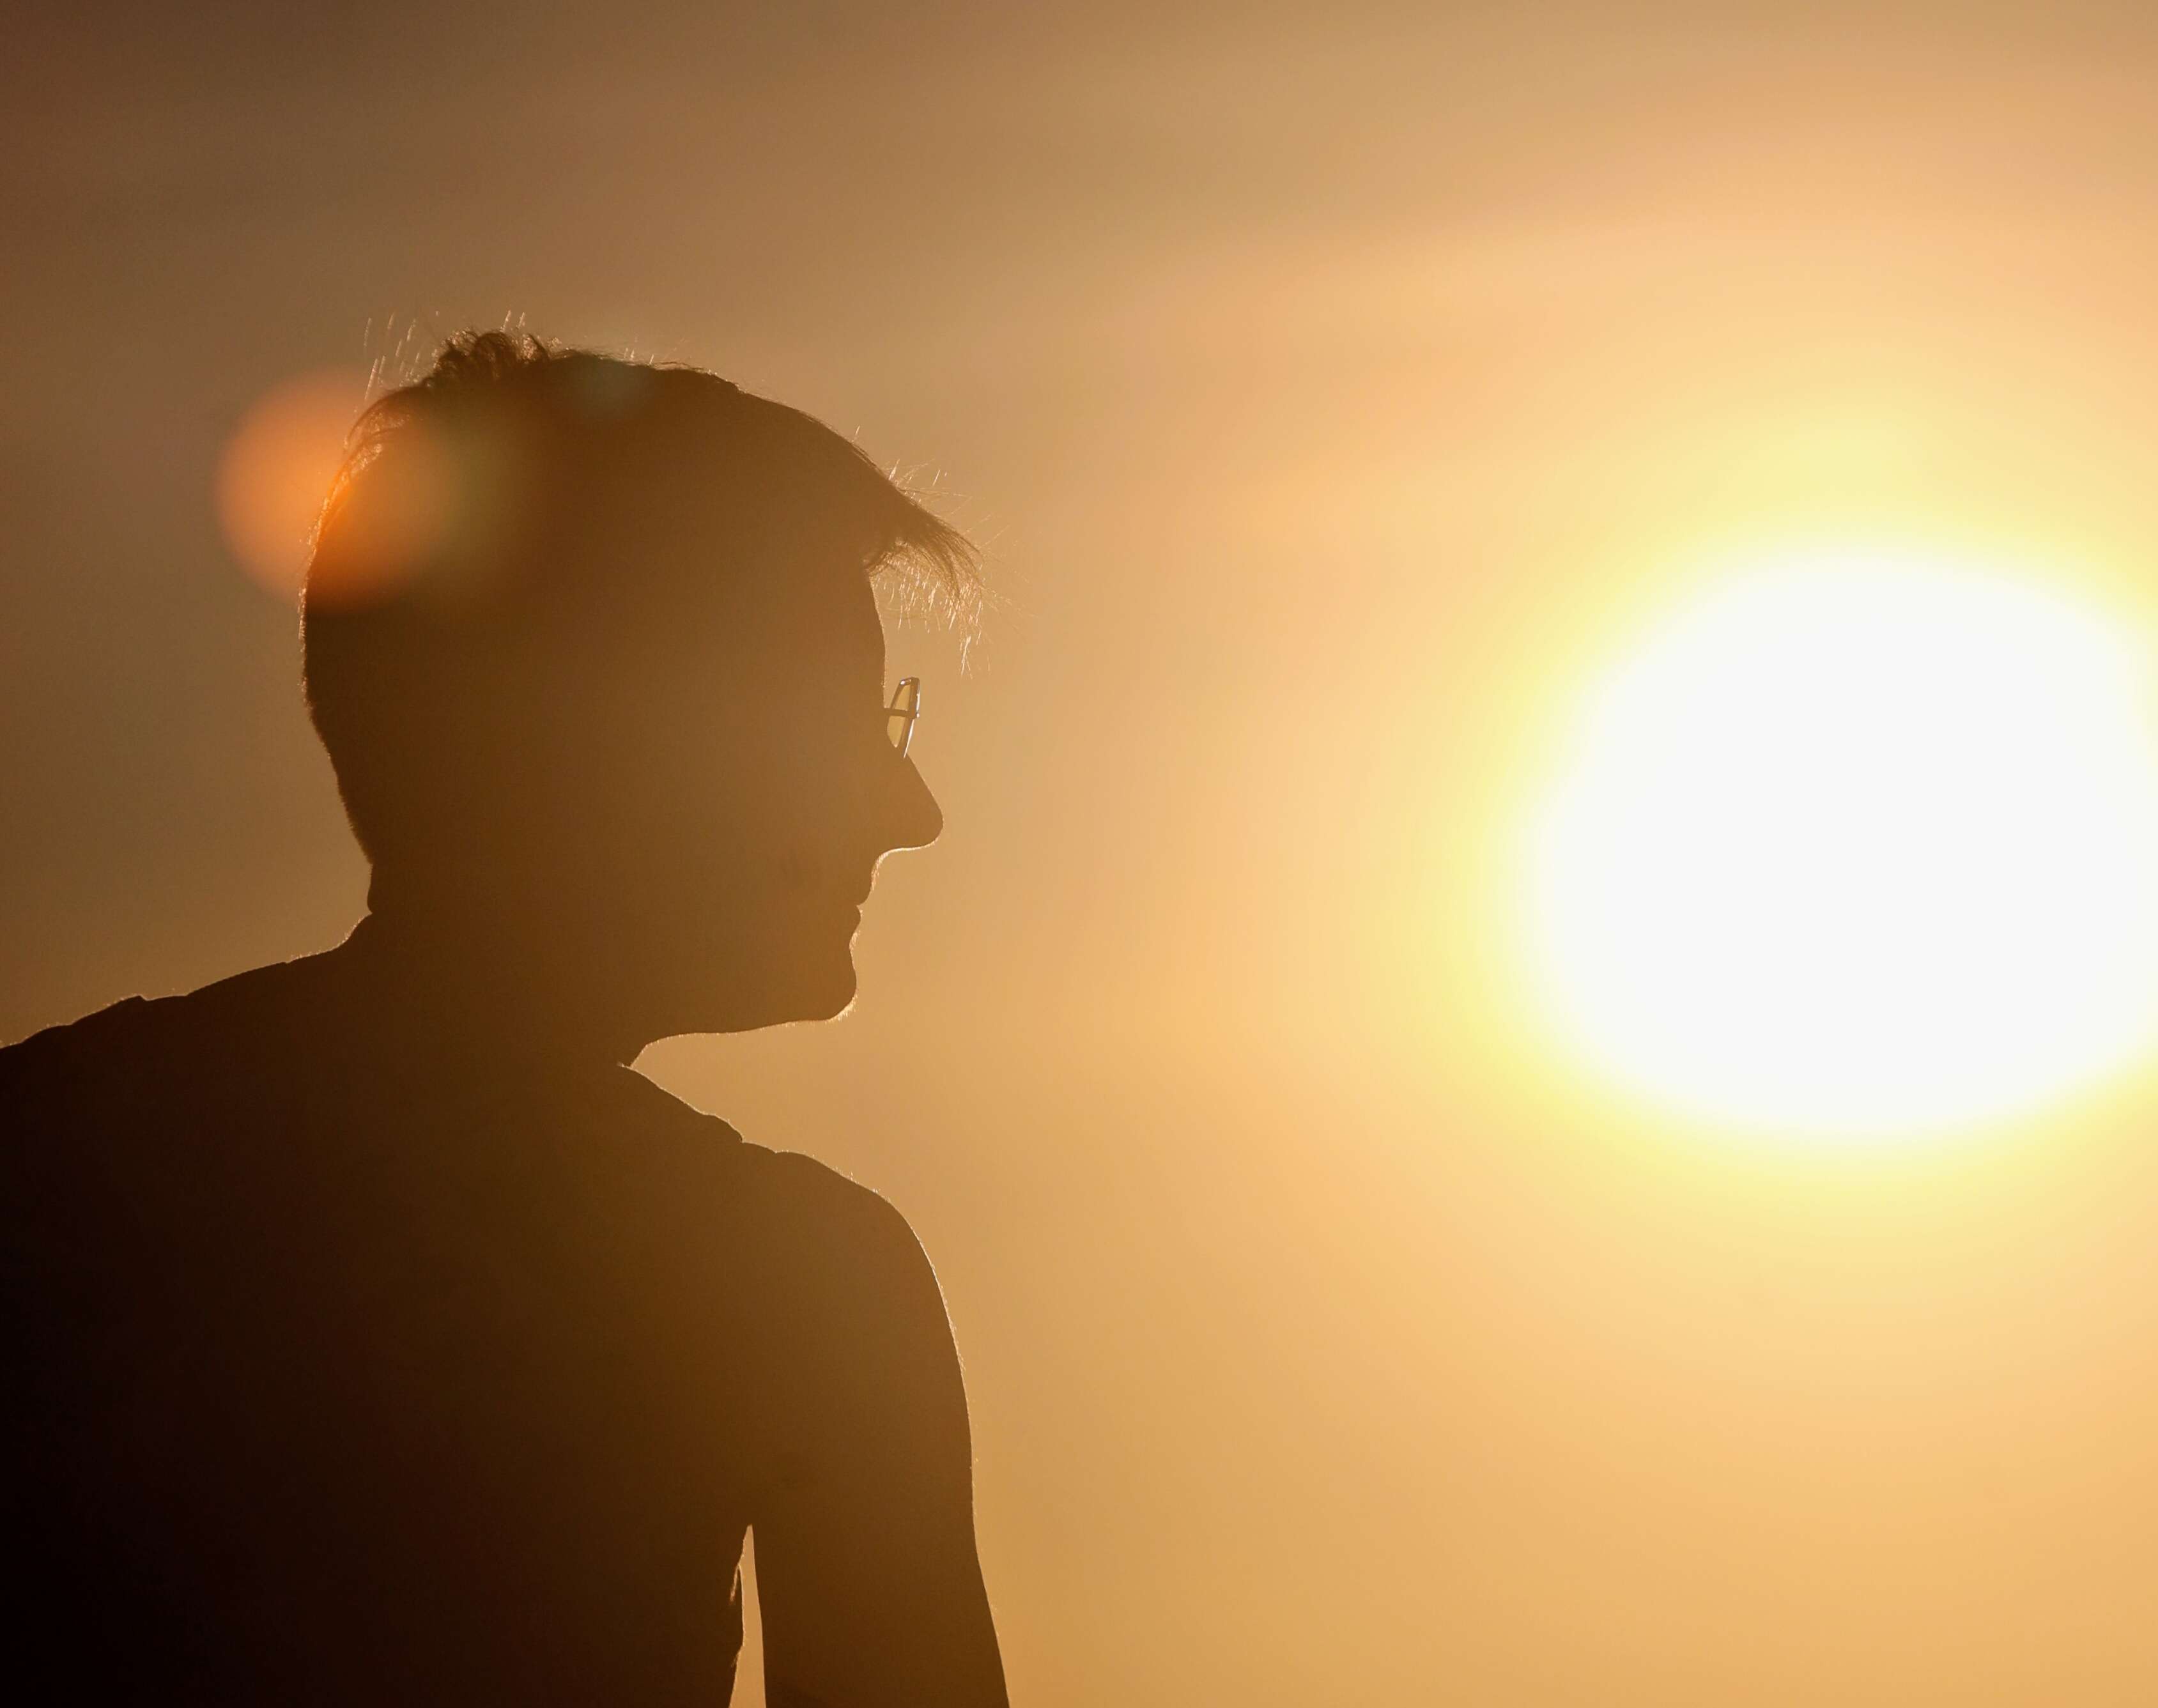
xmin=1 ymin=333 xmax=1007 ymax=1705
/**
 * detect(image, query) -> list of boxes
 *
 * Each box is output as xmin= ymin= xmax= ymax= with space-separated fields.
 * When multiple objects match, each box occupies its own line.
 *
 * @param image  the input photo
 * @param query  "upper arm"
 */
xmin=746 ymin=1157 xmax=1006 ymax=1708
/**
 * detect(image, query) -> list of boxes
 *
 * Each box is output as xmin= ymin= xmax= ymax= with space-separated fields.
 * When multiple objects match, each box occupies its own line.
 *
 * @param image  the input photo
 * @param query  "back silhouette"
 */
xmin=1 ymin=333 xmax=1006 ymax=1706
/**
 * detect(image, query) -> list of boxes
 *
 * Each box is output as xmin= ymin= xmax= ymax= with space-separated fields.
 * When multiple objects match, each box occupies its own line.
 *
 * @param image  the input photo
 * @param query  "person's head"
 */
xmin=302 ymin=331 xmax=975 ymax=1048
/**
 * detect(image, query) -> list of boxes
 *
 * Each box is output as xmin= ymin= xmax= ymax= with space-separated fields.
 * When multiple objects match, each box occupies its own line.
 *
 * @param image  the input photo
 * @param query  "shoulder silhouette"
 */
xmin=1 ymin=332 xmax=1006 ymax=1705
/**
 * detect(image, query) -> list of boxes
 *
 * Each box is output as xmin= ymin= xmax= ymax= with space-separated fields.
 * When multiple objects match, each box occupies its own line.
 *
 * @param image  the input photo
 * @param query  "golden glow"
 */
xmin=1523 ymin=546 xmax=2158 ymax=1141
xmin=215 ymin=369 xmax=369 ymax=601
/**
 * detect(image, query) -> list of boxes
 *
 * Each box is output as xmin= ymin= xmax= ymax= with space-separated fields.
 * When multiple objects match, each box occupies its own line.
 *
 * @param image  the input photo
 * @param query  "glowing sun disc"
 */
xmin=1523 ymin=545 xmax=2158 ymax=1140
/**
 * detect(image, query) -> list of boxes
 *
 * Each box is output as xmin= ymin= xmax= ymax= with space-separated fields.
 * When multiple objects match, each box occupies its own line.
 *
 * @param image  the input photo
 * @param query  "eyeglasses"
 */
xmin=886 ymin=676 xmax=922 ymax=759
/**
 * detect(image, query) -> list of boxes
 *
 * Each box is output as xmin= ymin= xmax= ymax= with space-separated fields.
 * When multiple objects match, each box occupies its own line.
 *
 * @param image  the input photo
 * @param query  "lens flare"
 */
xmin=215 ymin=369 xmax=369 ymax=601
xmin=1523 ymin=545 xmax=2158 ymax=1141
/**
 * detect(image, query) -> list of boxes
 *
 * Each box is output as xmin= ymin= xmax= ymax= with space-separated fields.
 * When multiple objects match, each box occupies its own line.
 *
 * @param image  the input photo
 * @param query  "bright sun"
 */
xmin=1524 ymin=544 xmax=2158 ymax=1141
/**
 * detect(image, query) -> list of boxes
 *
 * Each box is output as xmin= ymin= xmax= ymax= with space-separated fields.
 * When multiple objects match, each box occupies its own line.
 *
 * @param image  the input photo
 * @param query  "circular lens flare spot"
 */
xmin=1523 ymin=546 xmax=2158 ymax=1141
xmin=215 ymin=369 xmax=368 ymax=602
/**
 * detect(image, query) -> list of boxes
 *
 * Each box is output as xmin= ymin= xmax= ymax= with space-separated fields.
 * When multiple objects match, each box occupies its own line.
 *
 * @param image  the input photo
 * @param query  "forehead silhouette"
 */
xmin=298 ymin=332 xmax=978 ymax=868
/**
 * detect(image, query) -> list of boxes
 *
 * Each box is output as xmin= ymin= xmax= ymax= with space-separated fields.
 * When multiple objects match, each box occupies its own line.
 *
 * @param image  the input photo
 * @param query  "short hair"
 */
xmin=302 ymin=330 xmax=978 ymax=870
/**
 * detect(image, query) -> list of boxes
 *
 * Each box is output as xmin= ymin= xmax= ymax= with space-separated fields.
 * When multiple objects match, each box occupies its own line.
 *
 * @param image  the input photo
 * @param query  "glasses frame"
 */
xmin=886 ymin=676 xmax=922 ymax=760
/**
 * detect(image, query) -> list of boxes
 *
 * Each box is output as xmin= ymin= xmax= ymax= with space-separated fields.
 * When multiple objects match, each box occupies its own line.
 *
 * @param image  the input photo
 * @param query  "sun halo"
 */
xmin=1522 ymin=543 xmax=2158 ymax=1144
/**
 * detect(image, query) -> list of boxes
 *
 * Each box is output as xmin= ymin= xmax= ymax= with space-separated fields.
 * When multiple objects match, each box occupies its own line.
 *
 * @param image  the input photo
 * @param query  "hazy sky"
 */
xmin=13 ymin=5 xmax=2158 ymax=1702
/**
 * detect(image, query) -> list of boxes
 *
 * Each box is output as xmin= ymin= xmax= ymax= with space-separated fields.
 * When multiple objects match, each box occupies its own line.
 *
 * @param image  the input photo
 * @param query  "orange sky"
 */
xmin=12 ymin=5 xmax=2158 ymax=1701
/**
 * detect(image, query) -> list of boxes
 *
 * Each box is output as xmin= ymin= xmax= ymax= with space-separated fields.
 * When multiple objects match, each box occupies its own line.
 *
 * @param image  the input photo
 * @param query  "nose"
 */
xmin=880 ymin=753 xmax=944 ymax=856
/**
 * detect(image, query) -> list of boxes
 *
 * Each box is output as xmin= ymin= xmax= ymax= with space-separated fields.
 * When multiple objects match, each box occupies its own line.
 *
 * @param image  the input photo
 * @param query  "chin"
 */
xmin=796 ymin=952 xmax=861 ymax=1022
xmin=791 ymin=917 xmax=866 ymax=1017
xmin=699 ymin=948 xmax=859 ymax=1032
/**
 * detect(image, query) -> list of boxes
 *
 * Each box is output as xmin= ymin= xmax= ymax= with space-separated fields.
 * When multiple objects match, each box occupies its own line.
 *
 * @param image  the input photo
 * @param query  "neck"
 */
xmin=341 ymin=898 xmax=658 ymax=1070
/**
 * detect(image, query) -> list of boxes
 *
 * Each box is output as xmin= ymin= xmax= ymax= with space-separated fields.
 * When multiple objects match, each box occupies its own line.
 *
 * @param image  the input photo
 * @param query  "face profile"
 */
xmin=443 ymin=514 xmax=946 ymax=1040
xmin=301 ymin=332 xmax=973 ymax=1054
xmin=3 ymin=332 xmax=1009 ymax=1706
xmin=579 ymin=562 xmax=948 ymax=1036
